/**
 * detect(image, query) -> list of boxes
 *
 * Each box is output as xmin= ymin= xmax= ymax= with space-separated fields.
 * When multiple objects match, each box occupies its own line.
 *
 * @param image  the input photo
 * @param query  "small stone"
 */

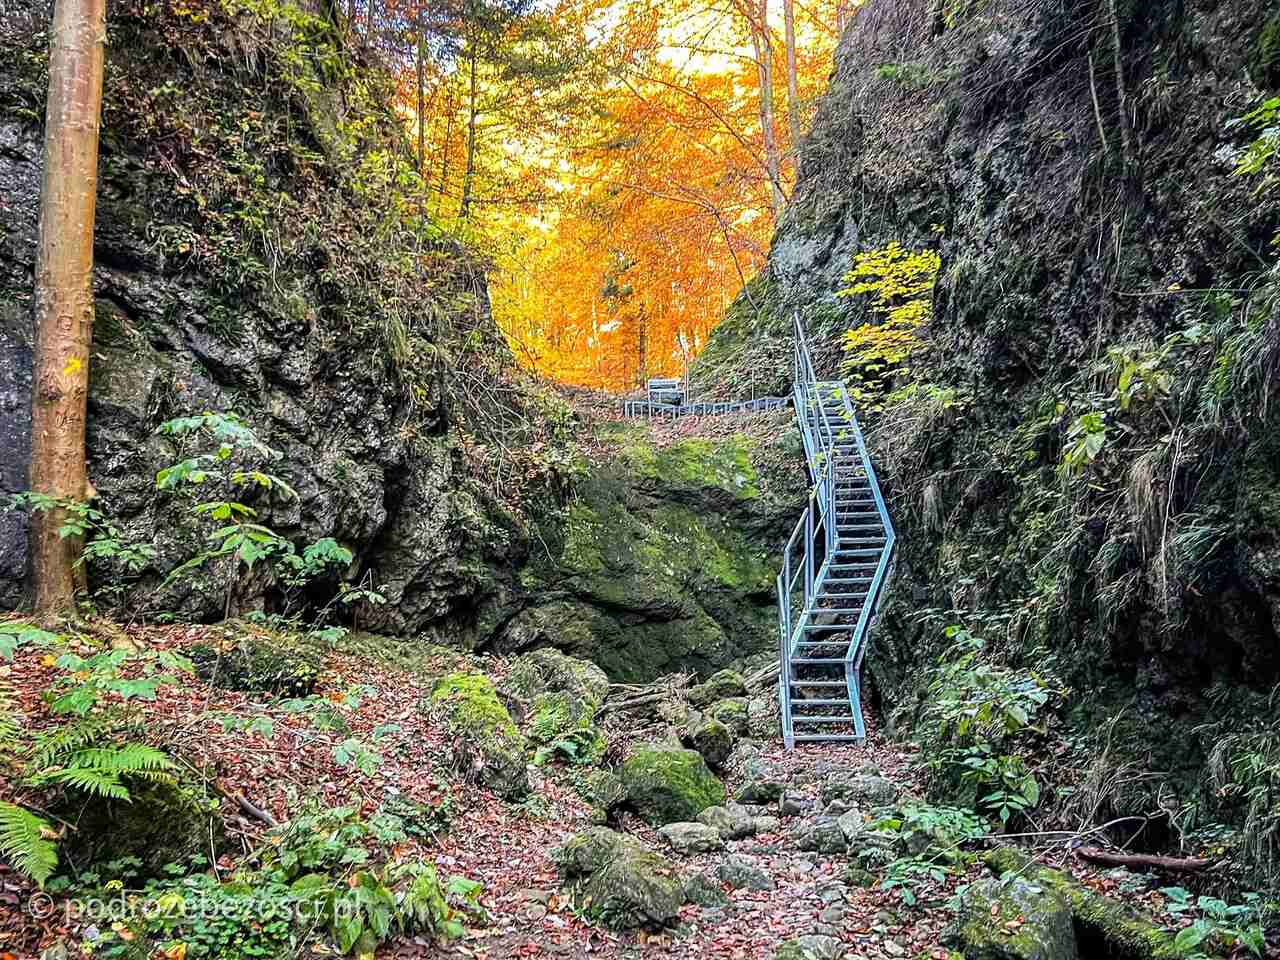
xmin=836 ymin=809 xmax=865 ymax=844
xmin=735 ymin=778 xmax=785 ymax=804
xmin=792 ymin=858 xmax=816 ymax=874
xmin=821 ymin=773 xmax=897 ymax=807
xmin=882 ymin=940 xmax=906 ymax=957
xmin=774 ymin=934 xmax=844 ymax=960
xmin=716 ymin=853 xmax=775 ymax=891
xmin=823 ymin=799 xmax=856 ymax=816
xmin=753 ymin=815 xmax=782 ymax=834
xmin=683 ymin=871 xmax=730 ymax=908
xmin=818 ymin=884 xmax=846 ymax=904
xmin=659 ymin=821 xmax=725 ymax=854
xmin=819 ymin=905 xmax=844 ymax=924
xmin=778 ymin=789 xmax=810 ymax=816
xmin=698 ymin=803 xmax=755 ymax=840
xmin=794 ymin=817 xmax=848 ymax=854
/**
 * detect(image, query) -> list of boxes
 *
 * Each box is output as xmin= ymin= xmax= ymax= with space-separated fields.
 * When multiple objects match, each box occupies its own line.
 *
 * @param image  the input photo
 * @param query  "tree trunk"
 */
xmin=30 ymin=0 xmax=106 ymax=619
xmin=751 ymin=0 xmax=786 ymax=220
xmin=460 ymin=46 xmax=478 ymax=218
xmin=416 ymin=14 xmax=425 ymax=179
xmin=440 ymin=82 xmax=454 ymax=197
xmin=783 ymin=0 xmax=800 ymax=148
xmin=1106 ymin=0 xmax=1138 ymax=183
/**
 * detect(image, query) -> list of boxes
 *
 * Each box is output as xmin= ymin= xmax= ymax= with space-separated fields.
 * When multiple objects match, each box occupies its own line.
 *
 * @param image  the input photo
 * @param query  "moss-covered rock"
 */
xmin=945 ymin=875 xmax=1076 ymax=960
xmin=506 ymin=429 xmax=805 ymax=684
xmin=507 ymin=647 xmax=609 ymax=749
xmin=618 ymin=745 xmax=726 ymax=825
xmin=57 ymin=780 xmax=221 ymax=877
xmin=555 ymin=826 xmax=683 ymax=930
xmin=687 ymin=669 xmax=748 ymax=708
xmin=430 ymin=672 xmax=529 ymax=799
xmin=688 ymin=717 xmax=734 ymax=770
xmin=982 ymin=850 xmax=1181 ymax=960
xmin=707 ymin=697 xmax=750 ymax=735
xmin=188 ymin=635 xmax=321 ymax=696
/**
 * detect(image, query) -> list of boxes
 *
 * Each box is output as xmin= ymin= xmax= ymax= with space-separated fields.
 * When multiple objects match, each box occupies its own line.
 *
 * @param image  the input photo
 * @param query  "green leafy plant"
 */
xmin=155 ymin=412 xmax=351 ymax=620
xmin=919 ymin=626 xmax=1060 ymax=825
xmin=1060 ymin=410 xmax=1108 ymax=476
xmin=870 ymin=803 xmax=987 ymax=906
xmin=1159 ymin=887 xmax=1266 ymax=958
xmin=0 ymin=632 xmax=194 ymax=887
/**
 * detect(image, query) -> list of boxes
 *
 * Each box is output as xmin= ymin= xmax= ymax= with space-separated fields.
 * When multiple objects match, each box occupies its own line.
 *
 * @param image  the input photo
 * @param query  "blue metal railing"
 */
xmin=775 ymin=313 xmax=896 ymax=747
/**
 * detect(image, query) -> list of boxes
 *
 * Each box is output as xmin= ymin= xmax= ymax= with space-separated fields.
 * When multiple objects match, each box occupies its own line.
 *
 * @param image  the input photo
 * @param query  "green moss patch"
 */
xmin=618 ymin=745 xmax=725 ymax=825
xmin=430 ymin=673 xmax=528 ymax=798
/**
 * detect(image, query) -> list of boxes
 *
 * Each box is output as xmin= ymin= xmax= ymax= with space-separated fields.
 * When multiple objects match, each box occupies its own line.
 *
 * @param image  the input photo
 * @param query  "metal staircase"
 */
xmin=776 ymin=315 xmax=896 ymax=747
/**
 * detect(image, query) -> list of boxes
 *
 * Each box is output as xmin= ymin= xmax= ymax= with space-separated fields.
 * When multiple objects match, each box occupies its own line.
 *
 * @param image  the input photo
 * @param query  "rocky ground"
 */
xmin=2 ymin=617 xmax=1218 ymax=960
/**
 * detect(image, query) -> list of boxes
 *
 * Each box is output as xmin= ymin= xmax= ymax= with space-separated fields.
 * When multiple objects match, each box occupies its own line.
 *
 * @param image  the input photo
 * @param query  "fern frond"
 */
xmin=0 ymin=800 xmax=58 ymax=887
xmin=33 ymin=715 xmax=115 ymax=767
xmin=0 ymin=678 xmax=18 ymax=754
xmin=69 ymin=744 xmax=175 ymax=774
xmin=42 ymin=767 xmax=132 ymax=800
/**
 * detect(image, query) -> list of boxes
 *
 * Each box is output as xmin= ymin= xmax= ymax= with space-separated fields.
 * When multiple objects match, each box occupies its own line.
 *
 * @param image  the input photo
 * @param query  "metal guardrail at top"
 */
xmin=620 ymin=396 xmax=791 ymax=419
xmin=776 ymin=312 xmax=896 ymax=747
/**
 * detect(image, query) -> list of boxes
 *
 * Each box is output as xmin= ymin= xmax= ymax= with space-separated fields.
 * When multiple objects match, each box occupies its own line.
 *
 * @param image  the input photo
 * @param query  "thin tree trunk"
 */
xmin=416 ymin=14 xmax=426 ymax=178
xmin=783 ymin=0 xmax=800 ymax=146
xmin=1107 ymin=0 xmax=1137 ymax=180
xmin=460 ymin=46 xmax=478 ymax=218
xmin=751 ymin=0 xmax=786 ymax=220
xmin=30 ymin=0 xmax=106 ymax=619
xmin=440 ymin=91 xmax=453 ymax=197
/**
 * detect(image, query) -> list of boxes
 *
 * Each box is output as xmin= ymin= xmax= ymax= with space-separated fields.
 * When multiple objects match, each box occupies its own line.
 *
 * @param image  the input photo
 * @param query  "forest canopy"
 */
xmin=363 ymin=0 xmax=856 ymax=389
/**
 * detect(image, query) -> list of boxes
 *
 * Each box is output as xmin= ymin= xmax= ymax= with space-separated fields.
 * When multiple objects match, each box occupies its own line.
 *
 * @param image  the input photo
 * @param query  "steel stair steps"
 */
xmin=778 ymin=316 xmax=897 ymax=749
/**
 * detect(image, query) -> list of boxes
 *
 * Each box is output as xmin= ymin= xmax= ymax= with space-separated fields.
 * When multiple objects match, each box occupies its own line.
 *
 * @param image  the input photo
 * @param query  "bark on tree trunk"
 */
xmin=783 ymin=0 xmax=800 ymax=148
xmin=460 ymin=47 xmax=478 ymax=218
xmin=440 ymin=84 xmax=453 ymax=197
xmin=416 ymin=15 xmax=425 ymax=179
xmin=30 ymin=0 xmax=106 ymax=619
xmin=752 ymin=0 xmax=786 ymax=220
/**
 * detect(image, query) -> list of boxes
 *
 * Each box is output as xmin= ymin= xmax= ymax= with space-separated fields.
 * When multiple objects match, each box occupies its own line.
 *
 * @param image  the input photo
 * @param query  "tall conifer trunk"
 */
xmin=30 ymin=0 xmax=106 ymax=618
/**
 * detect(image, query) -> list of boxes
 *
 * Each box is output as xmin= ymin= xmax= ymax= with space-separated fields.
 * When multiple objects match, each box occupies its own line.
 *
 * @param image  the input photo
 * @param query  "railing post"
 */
xmin=804 ymin=506 xmax=814 ymax=606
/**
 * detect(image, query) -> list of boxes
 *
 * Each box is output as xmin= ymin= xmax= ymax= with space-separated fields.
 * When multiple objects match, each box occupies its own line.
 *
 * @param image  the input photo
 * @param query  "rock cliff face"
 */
xmin=699 ymin=0 xmax=1280 ymax=798
xmin=502 ymin=425 xmax=806 ymax=682
xmin=0 ymin=1 xmax=806 ymax=682
xmin=0 ymin=1 xmax=515 ymax=628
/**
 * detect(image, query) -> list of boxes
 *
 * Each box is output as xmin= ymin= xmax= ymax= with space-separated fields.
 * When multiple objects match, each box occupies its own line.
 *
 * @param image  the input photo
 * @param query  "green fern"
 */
xmin=0 ymin=800 xmax=58 ymax=888
xmin=32 ymin=715 xmax=117 ymax=767
xmin=32 ymin=743 xmax=176 ymax=800
xmin=0 ymin=678 xmax=18 ymax=755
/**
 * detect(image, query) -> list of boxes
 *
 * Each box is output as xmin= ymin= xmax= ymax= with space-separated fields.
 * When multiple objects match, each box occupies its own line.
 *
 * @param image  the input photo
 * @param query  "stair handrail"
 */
xmin=776 ymin=315 xmax=841 ymax=746
xmin=833 ymin=390 xmax=897 ymax=669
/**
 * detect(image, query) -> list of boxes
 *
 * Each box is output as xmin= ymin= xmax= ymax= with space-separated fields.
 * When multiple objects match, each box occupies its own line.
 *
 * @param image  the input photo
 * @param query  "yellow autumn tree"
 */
xmin=836 ymin=241 xmax=941 ymax=406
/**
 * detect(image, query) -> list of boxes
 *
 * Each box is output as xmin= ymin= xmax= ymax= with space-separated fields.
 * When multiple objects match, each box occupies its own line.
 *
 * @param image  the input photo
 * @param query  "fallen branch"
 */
xmin=595 ymin=692 xmax=668 ymax=717
xmin=212 ymin=780 xmax=280 ymax=828
xmin=1074 ymin=847 xmax=1214 ymax=874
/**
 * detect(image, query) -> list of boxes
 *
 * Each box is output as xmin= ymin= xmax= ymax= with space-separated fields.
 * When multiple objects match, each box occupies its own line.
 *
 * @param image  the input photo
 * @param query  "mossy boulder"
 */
xmin=618 ymin=745 xmax=726 ymax=825
xmin=982 ymin=850 xmax=1182 ymax=960
xmin=554 ymin=826 xmax=683 ymax=930
xmin=687 ymin=669 xmax=747 ymax=708
xmin=57 ymin=779 xmax=221 ymax=877
xmin=188 ymin=636 xmax=321 ymax=696
xmin=507 ymin=647 xmax=609 ymax=720
xmin=707 ymin=697 xmax=750 ymax=735
xmin=507 ymin=648 xmax=609 ymax=749
xmin=430 ymin=672 xmax=529 ymax=799
xmin=688 ymin=717 xmax=734 ymax=770
xmin=945 ymin=876 xmax=1076 ymax=960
